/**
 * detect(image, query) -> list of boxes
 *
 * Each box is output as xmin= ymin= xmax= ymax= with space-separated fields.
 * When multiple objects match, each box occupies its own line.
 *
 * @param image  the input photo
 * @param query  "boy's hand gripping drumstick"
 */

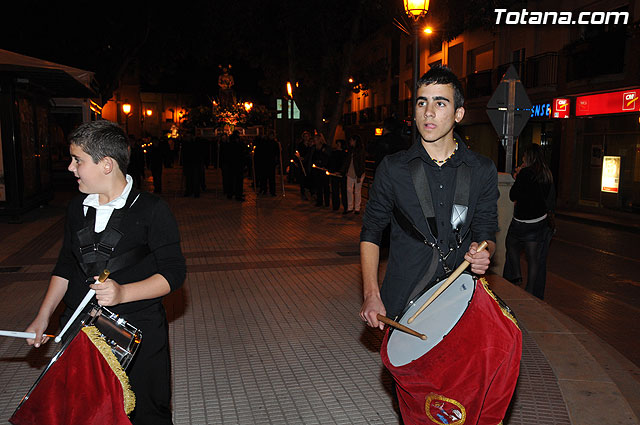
xmin=376 ymin=314 xmax=426 ymax=340
xmin=407 ymin=241 xmax=488 ymax=324
xmin=54 ymin=270 xmax=110 ymax=343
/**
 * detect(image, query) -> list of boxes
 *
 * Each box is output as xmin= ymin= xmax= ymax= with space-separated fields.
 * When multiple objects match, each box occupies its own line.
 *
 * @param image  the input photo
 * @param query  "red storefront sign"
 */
xmin=552 ymin=98 xmax=570 ymax=118
xmin=576 ymin=89 xmax=640 ymax=116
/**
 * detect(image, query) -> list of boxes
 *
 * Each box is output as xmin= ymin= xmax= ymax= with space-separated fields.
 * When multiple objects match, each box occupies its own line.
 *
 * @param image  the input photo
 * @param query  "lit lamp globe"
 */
xmin=404 ymin=0 xmax=429 ymax=19
xmin=122 ymin=103 xmax=132 ymax=115
xmin=146 ymin=109 xmax=153 ymax=117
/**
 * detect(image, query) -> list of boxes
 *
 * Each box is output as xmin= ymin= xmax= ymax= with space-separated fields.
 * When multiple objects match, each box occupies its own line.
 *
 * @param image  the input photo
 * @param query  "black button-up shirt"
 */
xmin=360 ymin=137 xmax=499 ymax=318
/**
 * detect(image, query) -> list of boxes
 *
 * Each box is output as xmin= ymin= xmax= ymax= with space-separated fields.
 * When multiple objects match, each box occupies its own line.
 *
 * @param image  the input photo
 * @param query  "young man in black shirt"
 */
xmin=26 ymin=120 xmax=186 ymax=425
xmin=359 ymin=65 xmax=499 ymax=326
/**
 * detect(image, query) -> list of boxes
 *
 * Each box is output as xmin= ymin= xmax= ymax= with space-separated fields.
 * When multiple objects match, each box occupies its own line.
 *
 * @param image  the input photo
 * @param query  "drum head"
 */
xmin=387 ymin=273 xmax=475 ymax=367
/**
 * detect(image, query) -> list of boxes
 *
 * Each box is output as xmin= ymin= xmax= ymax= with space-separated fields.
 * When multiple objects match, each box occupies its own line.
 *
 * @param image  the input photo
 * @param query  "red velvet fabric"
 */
xmin=10 ymin=331 xmax=132 ymax=425
xmin=381 ymin=279 xmax=522 ymax=425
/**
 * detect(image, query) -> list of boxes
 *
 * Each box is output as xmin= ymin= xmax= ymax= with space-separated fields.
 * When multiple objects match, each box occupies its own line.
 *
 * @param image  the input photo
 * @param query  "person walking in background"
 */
xmin=227 ymin=130 xmax=248 ymax=201
xmin=342 ymin=134 xmax=365 ymax=214
xmin=254 ymin=133 xmax=279 ymax=196
xmin=182 ymin=133 xmax=205 ymax=198
xmin=311 ymin=133 xmax=330 ymax=207
xmin=503 ymin=143 xmax=555 ymax=299
xmin=127 ymin=137 xmax=145 ymax=189
xmin=328 ymin=139 xmax=348 ymax=212
xmin=294 ymin=130 xmax=313 ymax=200
xmin=219 ymin=133 xmax=233 ymax=199
xmin=147 ymin=137 xmax=166 ymax=194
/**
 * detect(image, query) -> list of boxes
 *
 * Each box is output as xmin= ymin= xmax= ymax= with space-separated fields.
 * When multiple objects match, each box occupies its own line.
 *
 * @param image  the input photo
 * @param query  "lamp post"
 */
xmin=141 ymin=108 xmax=152 ymax=137
xmin=403 ymin=0 xmax=430 ymax=143
xmin=122 ymin=102 xmax=132 ymax=135
xmin=287 ymin=82 xmax=294 ymax=157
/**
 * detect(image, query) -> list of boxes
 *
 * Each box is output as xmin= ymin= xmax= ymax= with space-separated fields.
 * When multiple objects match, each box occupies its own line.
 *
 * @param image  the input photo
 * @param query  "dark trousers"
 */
xmin=330 ymin=176 xmax=347 ymax=211
xmin=503 ymin=218 xmax=548 ymax=298
xmin=314 ymin=171 xmax=330 ymax=206
xmin=184 ymin=165 xmax=203 ymax=197
xmin=221 ymin=166 xmax=232 ymax=197
xmin=232 ymin=169 xmax=244 ymax=199
xmin=532 ymin=224 xmax=554 ymax=299
xmin=258 ymin=165 xmax=276 ymax=195
xmin=151 ymin=167 xmax=163 ymax=194
xmin=126 ymin=304 xmax=173 ymax=425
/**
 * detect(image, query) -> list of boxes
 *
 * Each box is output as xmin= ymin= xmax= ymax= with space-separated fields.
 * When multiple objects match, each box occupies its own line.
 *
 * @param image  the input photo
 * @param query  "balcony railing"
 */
xmin=464 ymin=52 xmax=559 ymax=100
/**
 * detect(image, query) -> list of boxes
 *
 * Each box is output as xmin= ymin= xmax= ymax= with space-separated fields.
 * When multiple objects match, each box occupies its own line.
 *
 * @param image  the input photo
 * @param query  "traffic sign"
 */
xmin=486 ymin=65 xmax=532 ymax=173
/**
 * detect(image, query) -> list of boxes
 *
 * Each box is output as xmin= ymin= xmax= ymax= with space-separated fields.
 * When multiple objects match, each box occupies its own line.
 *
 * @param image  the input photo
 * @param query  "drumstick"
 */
xmin=54 ymin=269 xmax=110 ymax=343
xmin=0 ymin=330 xmax=56 ymax=339
xmin=407 ymin=241 xmax=488 ymax=324
xmin=376 ymin=314 xmax=427 ymax=340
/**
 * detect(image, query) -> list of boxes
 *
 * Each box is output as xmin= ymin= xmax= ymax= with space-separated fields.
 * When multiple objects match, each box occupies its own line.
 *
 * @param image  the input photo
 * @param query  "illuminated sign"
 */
xmin=601 ymin=156 xmax=621 ymax=193
xmin=576 ymin=88 xmax=640 ymax=116
xmin=530 ymin=103 xmax=550 ymax=118
xmin=552 ymin=98 xmax=570 ymax=118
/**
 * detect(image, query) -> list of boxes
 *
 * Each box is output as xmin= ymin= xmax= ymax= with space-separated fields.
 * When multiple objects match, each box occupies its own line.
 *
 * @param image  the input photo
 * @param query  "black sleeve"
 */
xmin=471 ymin=160 xmax=499 ymax=244
xmin=360 ymin=156 xmax=394 ymax=245
xmin=148 ymin=199 xmax=186 ymax=291
xmin=52 ymin=200 xmax=80 ymax=280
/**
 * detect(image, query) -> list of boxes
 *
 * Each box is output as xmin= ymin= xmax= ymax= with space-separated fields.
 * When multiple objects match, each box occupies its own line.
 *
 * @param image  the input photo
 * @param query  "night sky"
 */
xmin=1 ymin=1 xmax=270 ymax=105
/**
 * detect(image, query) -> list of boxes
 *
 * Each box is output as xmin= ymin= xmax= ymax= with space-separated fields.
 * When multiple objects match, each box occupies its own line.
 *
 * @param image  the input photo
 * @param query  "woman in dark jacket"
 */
xmin=503 ymin=143 xmax=555 ymax=299
xmin=342 ymin=135 xmax=366 ymax=214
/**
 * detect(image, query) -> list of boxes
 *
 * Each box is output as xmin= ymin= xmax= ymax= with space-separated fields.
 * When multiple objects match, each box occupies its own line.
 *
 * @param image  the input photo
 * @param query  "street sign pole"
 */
xmin=487 ymin=65 xmax=532 ymax=174
xmin=504 ymin=78 xmax=516 ymax=174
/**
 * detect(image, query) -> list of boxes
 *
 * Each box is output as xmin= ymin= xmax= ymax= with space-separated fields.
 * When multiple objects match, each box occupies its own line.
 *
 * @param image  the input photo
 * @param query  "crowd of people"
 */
xmin=292 ymin=130 xmax=366 ymax=215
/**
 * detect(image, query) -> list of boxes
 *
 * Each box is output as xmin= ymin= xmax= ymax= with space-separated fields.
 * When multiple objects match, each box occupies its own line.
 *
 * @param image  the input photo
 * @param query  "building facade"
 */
xmin=342 ymin=0 xmax=640 ymax=214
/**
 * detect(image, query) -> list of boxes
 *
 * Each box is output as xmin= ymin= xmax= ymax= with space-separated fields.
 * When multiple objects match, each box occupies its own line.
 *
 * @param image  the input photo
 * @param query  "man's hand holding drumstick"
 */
xmin=360 ymin=240 xmax=495 ymax=331
xmin=465 ymin=240 xmax=495 ymax=275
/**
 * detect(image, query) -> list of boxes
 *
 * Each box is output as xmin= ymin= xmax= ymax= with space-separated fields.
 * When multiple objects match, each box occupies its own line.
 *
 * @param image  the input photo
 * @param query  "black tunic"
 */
xmin=53 ymin=190 xmax=186 ymax=425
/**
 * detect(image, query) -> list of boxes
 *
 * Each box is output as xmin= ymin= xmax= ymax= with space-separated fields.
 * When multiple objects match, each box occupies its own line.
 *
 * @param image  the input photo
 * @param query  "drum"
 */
xmin=11 ymin=304 xmax=141 ymax=421
xmin=381 ymin=274 xmax=522 ymax=425
xmin=83 ymin=304 xmax=142 ymax=370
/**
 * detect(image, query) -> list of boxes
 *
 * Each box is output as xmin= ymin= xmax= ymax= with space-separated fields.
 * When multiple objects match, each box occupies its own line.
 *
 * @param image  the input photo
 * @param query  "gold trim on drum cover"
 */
xmin=479 ymin=277 xmax=519 ymax=329
xmin=425 ymin=393 xmax=466 ymax=424
xmin=82 ymin=326 xmax=136 ymax=415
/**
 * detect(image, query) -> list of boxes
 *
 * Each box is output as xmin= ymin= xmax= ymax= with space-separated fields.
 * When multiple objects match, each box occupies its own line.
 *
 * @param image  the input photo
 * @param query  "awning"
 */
xmin=0 ymin=49 xmax=98 ymax=98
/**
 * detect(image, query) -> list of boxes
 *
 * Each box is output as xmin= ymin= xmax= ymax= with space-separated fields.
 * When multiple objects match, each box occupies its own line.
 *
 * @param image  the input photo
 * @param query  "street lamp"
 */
xmin=122 ymin=102 xmax=132 ymax=135
xmin=141 ymin=108 xmax=153 ymax=136
xmin=287 ymin=82 xmax=294 ymax=157
xmin=403 ymin=0 xmax=430 ymax=142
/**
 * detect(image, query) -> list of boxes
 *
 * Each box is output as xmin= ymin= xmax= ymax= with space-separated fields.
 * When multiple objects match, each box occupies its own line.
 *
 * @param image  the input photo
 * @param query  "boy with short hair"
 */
xmin=26 ymin=120 xmax=186 ymax=424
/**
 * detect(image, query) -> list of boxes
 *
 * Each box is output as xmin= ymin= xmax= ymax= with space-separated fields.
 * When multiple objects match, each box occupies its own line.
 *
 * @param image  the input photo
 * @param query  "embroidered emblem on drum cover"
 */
xmin=425 ymin=393 xmax=466 ymax=424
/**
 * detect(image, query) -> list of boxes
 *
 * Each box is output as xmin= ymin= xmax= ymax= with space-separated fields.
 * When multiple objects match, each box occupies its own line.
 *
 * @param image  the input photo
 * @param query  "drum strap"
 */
xmin=75 ymin=189 xmax=149 ymax=277
xmin=407 ymin=159 xmax=471 ymax=274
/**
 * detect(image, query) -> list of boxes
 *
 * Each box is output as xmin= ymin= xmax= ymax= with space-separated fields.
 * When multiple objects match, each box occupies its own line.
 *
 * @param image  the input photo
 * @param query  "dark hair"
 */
xmin=523 ymin=144 xmax=552 ymax=184
xmin=336 ymin=139 xmax=347 ymax=149
xmin=417 ymin=65 xmax=464 ymax=110
xmin=69 ymin=120 xmax=129 ymax=173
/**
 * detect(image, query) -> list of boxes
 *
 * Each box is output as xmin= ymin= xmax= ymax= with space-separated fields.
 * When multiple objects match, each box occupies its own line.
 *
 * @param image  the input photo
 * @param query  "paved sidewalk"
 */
xmin=0 ymin=167 xmax=638 ymax=424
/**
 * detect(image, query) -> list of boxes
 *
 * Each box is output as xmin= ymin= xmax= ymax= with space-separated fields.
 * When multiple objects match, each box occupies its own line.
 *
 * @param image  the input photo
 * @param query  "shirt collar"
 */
xmin=406 ymin=133 xmax=479 ymax=167
xmin=83 ymin=175 xmax=133 ymax=210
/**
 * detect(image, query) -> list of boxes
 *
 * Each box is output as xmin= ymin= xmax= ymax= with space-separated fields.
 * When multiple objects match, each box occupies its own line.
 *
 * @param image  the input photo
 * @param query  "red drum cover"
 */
xmin=10 ymin=328 xmax=133 ymax=425
xmin=381 ymin=278 xmax=522 ymax=425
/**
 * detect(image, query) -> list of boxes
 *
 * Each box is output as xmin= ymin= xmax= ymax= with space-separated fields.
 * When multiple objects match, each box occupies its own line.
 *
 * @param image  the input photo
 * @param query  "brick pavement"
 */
xmin=0 ymin=166 xmax=637 ymax=424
